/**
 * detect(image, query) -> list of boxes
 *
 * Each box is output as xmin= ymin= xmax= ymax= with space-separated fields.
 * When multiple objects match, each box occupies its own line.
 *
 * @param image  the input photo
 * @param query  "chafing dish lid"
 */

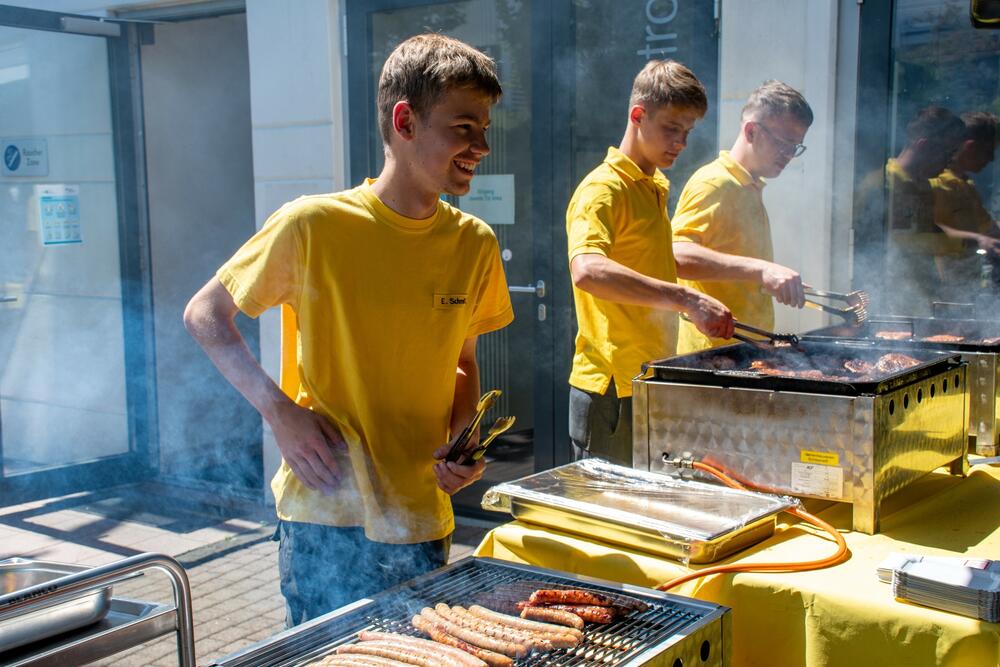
xmin=482 ymin=459 xmax=798 ymax=542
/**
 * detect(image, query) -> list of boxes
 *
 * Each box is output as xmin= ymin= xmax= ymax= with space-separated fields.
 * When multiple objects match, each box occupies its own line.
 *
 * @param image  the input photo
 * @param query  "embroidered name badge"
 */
xmin=434 ymin=293 xmax=468 ymax=309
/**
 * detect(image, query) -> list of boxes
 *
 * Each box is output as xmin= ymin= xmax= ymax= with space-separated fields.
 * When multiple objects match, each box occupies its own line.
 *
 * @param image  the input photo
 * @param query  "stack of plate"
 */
xmin=883 ymin=555 xmax=1000 ymax=622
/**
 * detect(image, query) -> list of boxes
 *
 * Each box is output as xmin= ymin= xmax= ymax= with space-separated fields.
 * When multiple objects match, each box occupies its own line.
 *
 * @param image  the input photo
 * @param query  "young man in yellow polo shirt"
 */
xmin=932 ymin=112 xmax=1000 ymax=290
xmin=672 ymin=80 xmax=812 ymax=353
xmin=566 ymin=60 xmax=734 ymax=466
xmin=183 ymin=34 xmax=513 ymax=624
xmin=855 ymin=106 xmax=966 ymax=314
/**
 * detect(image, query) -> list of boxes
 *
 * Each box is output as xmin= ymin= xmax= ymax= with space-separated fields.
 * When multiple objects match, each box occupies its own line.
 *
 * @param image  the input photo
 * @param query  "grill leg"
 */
xmin=852 ymin=486 xmax=878 ymax=535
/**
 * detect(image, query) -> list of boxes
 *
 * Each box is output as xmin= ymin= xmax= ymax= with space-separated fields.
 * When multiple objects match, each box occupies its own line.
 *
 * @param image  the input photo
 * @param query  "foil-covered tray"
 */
xmin=482 ymin=459 xmax=797 ymax=563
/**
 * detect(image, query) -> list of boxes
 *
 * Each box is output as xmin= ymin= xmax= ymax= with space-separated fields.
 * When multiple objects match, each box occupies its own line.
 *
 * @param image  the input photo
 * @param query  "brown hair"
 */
xmin=628 ymin=60 xmax=707 ymax=116
xmin=741 ymin=80 xmax=813 ymax=126
xmin=377 ymin=33 xmax=502 ymax=144
xmin=961 ymin=111 xmax=998 ymax=147
xmin=905 ymin=106 xmax=964 ymax=144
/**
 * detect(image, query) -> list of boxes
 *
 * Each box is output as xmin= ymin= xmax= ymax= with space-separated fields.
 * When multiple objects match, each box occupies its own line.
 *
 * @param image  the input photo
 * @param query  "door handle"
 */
xmin=508 ymin=280 xmax=545 ymax=298
xmin=0 ymin=296 xmax=16 ymax=303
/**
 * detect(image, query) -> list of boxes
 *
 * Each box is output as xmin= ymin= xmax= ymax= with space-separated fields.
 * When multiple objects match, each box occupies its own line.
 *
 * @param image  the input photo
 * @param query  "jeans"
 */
xmin=568 ymin=383 xmax=633 ymax=466
xmin=275 ymin=520 xmax=450 ymax=627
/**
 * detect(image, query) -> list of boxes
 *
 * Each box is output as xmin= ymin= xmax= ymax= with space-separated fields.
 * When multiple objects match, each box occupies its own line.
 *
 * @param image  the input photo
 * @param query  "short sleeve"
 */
xmin=467 ymin=235 xmax=514 ymax=337
xmin=567 ymin=184 xmax=619 ymax=260
xmin=216 ymin=203 xmax=305 ymax=318
xmin=671 ymin=180 xmax=724 ymax=247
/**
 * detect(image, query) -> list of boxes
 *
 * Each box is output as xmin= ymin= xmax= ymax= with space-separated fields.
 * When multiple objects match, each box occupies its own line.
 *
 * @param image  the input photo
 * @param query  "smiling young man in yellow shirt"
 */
xmin=672 ymin=80 xmax=813 ymax=353
xmin=184 ymin=35 xmax=512 ymax=625
xmin=566 ymin=60 xmax=734 ymax=466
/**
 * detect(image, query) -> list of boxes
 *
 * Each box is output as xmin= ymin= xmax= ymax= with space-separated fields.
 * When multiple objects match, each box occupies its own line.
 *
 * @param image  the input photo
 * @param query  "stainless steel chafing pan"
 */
xmin=482 ymin=459 xmax=797 ymax=563
xmin=0 ymin=558 xmax=113 ymax=653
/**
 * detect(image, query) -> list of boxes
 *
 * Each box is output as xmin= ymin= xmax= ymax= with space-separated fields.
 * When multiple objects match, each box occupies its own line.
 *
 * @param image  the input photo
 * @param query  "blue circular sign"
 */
xmin=4 ymin=145 xmax=20 ymax=171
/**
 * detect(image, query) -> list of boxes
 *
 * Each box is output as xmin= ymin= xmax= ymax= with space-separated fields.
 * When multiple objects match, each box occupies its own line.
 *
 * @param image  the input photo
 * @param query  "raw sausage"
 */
xmin=447 ymin=604 xmax=579 ymax=648
xmin=468 ymin=604 xmax=583 ymax=641
xmin=411 ymin=613 xmax=513 ymax=667
xmin=338 ymin=639 xmax=466 ymax=667
xmin=357 ymin=631 xmax=485 ymax=667
xmin=420 ymin=607 xmax=529 ymax=658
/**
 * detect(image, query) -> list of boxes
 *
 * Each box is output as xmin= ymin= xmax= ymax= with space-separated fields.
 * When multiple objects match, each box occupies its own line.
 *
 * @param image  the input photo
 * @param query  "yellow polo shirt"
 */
xmin=566 ymin=146 xmax=678 ymax=399
xmin=932 ymin=168 xmax=995 ymax=287
xmin=672 ymin=151 xmax=773 ymax=353
xmin=932 ymin=168 xmax=995 ymax=236
xmin=218 ymin=180 xmax=513 ymax=543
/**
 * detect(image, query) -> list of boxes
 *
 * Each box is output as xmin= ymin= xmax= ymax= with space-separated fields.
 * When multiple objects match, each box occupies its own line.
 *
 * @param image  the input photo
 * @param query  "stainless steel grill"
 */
xmin=633 ymin=341 xmax=969 ymax=534
xmin=209 ymin=557 xmax=730 ymax=667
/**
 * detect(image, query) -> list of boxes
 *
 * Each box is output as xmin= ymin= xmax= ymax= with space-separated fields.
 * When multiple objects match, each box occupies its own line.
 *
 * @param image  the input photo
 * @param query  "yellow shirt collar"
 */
xmin=604 ymin=146 xmax=670 ymax=194
xmin=360 ymin=178 xmax=440 ymax=231
xmin=717 ymin=150 xmax=765 ymax=190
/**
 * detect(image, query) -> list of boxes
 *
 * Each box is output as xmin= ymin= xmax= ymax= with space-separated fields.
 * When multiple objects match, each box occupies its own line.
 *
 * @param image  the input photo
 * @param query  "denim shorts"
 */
xmin=568 ymin=383 xmax=633 ymax=466
xmin=275 ymin=520 xmax=450 ymax=627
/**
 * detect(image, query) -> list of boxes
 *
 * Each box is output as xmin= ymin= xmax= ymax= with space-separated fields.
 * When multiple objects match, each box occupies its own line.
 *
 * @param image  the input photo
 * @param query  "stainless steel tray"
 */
xmin=0 ymin=559 xmax=112 ymax=653
xmin=482 ymin=459 xmax=797 ymax=563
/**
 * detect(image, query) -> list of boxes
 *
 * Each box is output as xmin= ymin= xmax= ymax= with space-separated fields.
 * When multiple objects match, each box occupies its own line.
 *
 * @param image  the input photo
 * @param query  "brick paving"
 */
xmin=2 ymin=480 xmax=496 ymax=666
xmin=84 ymin=520 xmax=491 ymax=666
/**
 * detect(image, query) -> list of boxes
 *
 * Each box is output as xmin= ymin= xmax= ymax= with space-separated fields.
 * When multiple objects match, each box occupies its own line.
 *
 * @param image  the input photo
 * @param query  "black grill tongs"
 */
xmin=682 ymin=314 xmax=799 ymax=348
xmin=731 ymin=321 xmax=800 ymax=347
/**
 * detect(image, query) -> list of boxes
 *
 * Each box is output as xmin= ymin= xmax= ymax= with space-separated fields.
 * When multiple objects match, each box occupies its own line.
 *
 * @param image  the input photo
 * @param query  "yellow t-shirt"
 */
xmin=217 ymin=180 xmax=513 ymax=543
xmin=932 ymin=168 xmax=995 ymax=236
xmin=672 ymin=151 xmax=773 ymax=354
xmin=566 ymin=146 xmax=678 ymax=399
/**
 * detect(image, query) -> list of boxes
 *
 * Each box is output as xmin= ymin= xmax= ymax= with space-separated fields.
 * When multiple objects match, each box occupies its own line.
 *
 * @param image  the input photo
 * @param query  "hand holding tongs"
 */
xmin=445 ymin=389 xmax=501 ymax=463
xmin=731 ymin=321 xmax=800 ymax=347
xmin=802 ymin=285 xmax=870 ymax=325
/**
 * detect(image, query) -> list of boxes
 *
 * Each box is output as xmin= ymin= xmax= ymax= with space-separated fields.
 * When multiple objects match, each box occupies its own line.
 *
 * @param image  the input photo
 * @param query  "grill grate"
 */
xmin=211 ymin=558 xmax=714 ymax=667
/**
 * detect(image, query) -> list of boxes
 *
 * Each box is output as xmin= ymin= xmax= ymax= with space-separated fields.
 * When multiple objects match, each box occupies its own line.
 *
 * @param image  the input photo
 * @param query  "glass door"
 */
xmin=346 ymin=0 xmax=552 ymax=514
xmin=0 ymin=6 xmax=154 ymax=503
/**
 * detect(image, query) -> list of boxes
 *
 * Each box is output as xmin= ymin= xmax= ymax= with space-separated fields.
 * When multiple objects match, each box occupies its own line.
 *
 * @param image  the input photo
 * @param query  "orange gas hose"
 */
xmin=656 ymin=460 xmax=850 ymax=592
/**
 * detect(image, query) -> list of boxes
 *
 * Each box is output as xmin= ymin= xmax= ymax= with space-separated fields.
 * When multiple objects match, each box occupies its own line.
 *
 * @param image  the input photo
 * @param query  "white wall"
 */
xmin=719 ymin=0 xmax=856 ymax=333
xmin=245 ymin=0 xmax=346 ymax=499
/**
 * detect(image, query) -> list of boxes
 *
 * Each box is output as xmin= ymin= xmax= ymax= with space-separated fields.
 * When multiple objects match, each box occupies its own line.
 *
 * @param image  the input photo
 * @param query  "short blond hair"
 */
xmin=741 ymin=80 xmax=813 ymax=126
xmin=628 ymin=60 xmax=707 ymax=116
xmin=377 ymin=33 xmax=502 ymax=144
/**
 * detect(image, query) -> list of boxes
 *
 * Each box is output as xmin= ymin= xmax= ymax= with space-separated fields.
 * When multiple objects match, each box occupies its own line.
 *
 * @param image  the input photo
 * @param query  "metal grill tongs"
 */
xmin=802 ymin=285 xmax=870 ymax=325
xmin=731 ymin=320 xmax=800 ymax=347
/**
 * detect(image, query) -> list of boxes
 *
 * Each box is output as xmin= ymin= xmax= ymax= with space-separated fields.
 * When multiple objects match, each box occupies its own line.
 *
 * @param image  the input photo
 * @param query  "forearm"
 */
xmin=449 ymin=338 xmax=481 ymax=439
xmin=184 ymin=283 xmax=292 ymax=423
xmin=673 ymin=242 xmax=768 ymax=282
xmin=571 ymin=253 xmax=701 ymax=313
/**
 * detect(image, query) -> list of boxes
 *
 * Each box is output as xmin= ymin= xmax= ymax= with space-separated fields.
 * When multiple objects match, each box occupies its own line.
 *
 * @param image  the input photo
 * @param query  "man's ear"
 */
xmin=743 ymin=120 xmax=756 ymax=144
xmin=629 ymin=104 xmax=645 ymax=126
xmin=392 ymin=101 xmax=417 ymax=141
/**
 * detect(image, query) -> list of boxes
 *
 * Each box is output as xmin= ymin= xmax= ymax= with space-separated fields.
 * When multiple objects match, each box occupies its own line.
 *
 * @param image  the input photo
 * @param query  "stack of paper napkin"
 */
xmin=877 ymin=552 xmax=1000 ymax=622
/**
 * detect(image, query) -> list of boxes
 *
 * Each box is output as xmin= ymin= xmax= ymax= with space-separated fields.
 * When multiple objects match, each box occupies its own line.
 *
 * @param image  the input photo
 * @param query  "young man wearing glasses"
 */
xmin=671 ymin=80 xmax=813 ymax=353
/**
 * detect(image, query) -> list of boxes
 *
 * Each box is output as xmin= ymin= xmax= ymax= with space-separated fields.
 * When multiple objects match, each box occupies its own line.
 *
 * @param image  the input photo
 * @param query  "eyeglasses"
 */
xmin=756 ymin=123 xmax=807 ymax=158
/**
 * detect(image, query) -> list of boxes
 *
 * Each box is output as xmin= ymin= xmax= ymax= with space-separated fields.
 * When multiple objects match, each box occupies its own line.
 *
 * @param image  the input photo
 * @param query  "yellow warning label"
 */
xmin=800 ymin=450 xmax=840 ymax=466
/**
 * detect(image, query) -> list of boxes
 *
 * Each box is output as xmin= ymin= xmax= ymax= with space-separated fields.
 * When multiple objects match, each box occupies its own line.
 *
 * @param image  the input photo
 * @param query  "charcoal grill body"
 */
xmin=208 ymin=557 xmax=731 ymax=667
xmin=808 ymin=316 xmax=1000 ymax=456
xmin=633 ymin=342 xmax=968 ymax=534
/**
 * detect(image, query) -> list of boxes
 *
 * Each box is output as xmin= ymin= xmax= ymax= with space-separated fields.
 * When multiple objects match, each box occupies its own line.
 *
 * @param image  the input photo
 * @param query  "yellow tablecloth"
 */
xmin=474 ymin=465 xmax=1000 ymax=667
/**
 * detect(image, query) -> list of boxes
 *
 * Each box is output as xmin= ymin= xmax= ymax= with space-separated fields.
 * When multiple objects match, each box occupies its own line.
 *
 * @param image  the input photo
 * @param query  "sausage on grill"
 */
xmin=519 ymin=605 xmax=585 ymax=629
xmin=542 ymin=604 xmax=617 ymax=624
xmin=337 ymin=640 xmax=467 ymax=667
xmin=444 ymin=604 xmax=578 ymax=650
xmin=528 ymin=589 xmax=617 ymax=607
xmin=466 ymin=605 xmax=581 ymax=645
xmin=420 ymin=607 xmax=529 ymax=658
xmin=357 ymin=631 xmax=486 ymax=667
xmin=411 ymin=613 xmax=513 ymax=667
xmin=314 ymin=655 xmax=411 ymax=666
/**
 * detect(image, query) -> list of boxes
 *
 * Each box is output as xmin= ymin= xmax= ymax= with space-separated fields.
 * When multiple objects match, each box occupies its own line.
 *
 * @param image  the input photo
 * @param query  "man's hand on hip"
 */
xmin=269 ymin=401 xmax=344 ymax=495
